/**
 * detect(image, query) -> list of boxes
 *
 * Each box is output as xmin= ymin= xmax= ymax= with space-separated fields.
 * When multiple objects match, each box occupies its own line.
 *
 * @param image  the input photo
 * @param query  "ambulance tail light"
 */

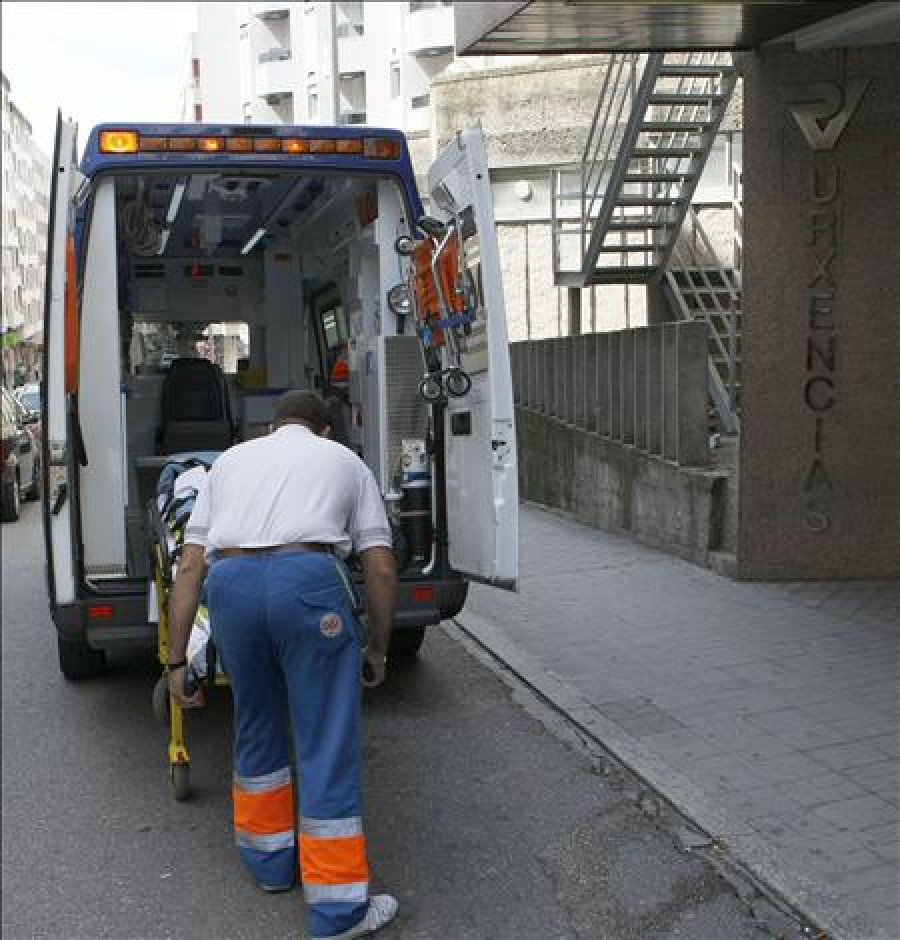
xmin=87 ymin=605 xmax=115 ymax=621
xmin=410 ymin=586 xmax=435 ymax=605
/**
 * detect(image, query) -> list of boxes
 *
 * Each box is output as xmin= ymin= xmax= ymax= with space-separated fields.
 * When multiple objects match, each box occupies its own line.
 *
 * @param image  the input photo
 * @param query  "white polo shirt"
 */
xmin=184 ymin=423 xmax=392 ymax=558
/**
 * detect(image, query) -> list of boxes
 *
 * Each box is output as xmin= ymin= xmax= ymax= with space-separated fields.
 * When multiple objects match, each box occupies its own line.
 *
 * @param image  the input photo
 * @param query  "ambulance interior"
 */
xmin=80 ymin=168 xmax=435 ymax=585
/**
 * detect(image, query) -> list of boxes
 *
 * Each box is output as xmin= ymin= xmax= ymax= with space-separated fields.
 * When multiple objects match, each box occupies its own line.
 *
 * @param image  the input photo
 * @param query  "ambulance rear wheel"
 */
xmin=389 ymin=626 xmax=426 ymax=662
xmin=57 ymin=635 xmax=106 ymax=680
xmin=1 ymin=476 xmax=20 ymax=522
xmin=171 ymin=763 xmax=191 ymax=802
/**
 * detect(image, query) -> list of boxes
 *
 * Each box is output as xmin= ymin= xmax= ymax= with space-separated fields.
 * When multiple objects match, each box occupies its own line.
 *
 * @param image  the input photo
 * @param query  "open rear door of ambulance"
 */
xmin=427 ymin=128 xmax=518 ymax=590
xmin=41 ymin=113 xmax=80 ymax=613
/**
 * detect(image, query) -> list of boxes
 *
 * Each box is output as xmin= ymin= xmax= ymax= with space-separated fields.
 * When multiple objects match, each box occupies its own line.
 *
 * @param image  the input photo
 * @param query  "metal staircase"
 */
xmin=663 ymin=207 xmax=742 ymax=434
xmin=552 ymin=51 xmax=737 ymax=286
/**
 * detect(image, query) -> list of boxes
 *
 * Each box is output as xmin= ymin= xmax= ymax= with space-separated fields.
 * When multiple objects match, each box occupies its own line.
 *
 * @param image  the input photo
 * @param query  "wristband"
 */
xmin=167 ymin=659 xmax=187 ymax=671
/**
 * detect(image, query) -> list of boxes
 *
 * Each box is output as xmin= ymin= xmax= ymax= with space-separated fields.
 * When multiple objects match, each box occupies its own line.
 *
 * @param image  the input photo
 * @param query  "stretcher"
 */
xmin=148 ymin=452 xmax=227 ymax=801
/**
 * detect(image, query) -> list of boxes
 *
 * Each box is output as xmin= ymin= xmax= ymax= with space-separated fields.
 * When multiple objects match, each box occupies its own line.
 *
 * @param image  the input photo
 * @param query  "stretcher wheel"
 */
xmin=152 ymin=675 xmax=170 ymax=725
xmin=171 ymin=763 xmax=191 ymax=802
xmin=419 ymin=375 xmax=444 ymax=403
xmin=445 ymin=368 xmax=471 ymax=398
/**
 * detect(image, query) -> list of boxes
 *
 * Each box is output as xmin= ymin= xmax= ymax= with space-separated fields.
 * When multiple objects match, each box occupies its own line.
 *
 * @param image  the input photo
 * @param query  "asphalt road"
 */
xmin=3 ymin=505 xmax=768 ymax=940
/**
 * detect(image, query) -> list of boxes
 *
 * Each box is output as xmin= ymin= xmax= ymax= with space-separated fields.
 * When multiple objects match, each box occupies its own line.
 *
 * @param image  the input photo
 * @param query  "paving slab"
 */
xmin=458 ymin=504 xmax=900 ymax=940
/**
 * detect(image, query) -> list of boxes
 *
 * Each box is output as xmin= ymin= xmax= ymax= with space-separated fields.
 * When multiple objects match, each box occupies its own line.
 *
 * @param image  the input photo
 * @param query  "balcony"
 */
xmin=337 ymin=111 xmax=367 ymax=126
xmin=250 ymin=2 xmax=289 ymax=21
xmin=406 ymin=2 xmax=454 ymax=56
xmin=256 ymin=54 xmax=295 ymax=100
xmin=337 ymin=23 xmax=366 ymax=76
xmin=258 ymin=47 xmax=291 ymax=64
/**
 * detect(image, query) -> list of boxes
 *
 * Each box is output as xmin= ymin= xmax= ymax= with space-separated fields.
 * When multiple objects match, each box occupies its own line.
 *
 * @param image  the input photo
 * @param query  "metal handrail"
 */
xmin=667 ymin=205 xmax=741 ymax=430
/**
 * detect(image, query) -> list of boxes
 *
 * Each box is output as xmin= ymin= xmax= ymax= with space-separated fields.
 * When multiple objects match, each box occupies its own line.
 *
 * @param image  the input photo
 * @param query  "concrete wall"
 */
xmin=516 ymin=408 xmax=727 ymax=566
xmin=738 ymin=44 xmax=900 ymax=579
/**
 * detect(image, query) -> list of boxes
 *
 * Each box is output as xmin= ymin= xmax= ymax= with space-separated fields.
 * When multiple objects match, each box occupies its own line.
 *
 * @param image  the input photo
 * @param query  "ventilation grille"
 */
xmin=384 ymin=335 xmax=429 ymax=489
xmin=133 ymin=262 xmax=166 ymax=279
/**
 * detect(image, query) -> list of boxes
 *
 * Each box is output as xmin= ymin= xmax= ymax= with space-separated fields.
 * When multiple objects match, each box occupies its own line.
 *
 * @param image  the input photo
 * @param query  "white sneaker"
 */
xmin=312 ymin=894 xmax=398 ymax=940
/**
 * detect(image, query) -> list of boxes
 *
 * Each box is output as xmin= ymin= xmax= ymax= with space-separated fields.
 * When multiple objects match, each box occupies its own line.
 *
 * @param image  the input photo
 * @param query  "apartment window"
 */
xmin=239 ymin=23 xmax=248 ymax=39
xmin=194 ymin=104 xmax=203 ymax=121
xmin=243 ymin=102 xmax=253 ymax=123
xmin=411 ymin=93 xmax=430 ymax=109
xmin=192 ymin=57 xmax=200 ymax=80
xmin=308 ymin=86 xmax=319 ymax=119
xmin=307 ymin=71 xmax=316 ymax=81
xmin=390 ymin=63 xmax=400 ymax=99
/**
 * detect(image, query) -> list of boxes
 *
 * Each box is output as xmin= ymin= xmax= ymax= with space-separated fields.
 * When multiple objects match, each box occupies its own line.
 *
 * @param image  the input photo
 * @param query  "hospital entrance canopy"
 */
xmin=454 ymin=2 xmax=900 ymax=54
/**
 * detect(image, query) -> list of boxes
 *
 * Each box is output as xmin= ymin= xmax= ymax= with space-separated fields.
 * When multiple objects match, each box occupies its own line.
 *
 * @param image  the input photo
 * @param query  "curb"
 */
xmin=450 ymin=613 xmax=892 ymax=940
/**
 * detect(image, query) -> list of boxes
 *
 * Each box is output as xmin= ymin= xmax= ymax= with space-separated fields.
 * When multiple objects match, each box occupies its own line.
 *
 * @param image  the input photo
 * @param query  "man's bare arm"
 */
xmin=167 ymin=543 xmax=207 ymax=705
xmin=360 ymin=546 xmax=396 ymax=679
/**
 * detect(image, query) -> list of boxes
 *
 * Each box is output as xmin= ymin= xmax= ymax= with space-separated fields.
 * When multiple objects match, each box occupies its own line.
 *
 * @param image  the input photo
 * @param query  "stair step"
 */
xmin=608 ymin=218 xmax=672 ymax=230
xmin=657 ymin=64 xmax=732 ymax=77
xmin=648 ymin=93 xmax=725 ymax=106
xmin=640 ymin=120 xmax=712 ymax=132
xmin=623 ymin=172 xmax=694 ymax=183
xmin=598 ymin=244 xmax=657 ymax=253
xmin=632 ymin=146 xmax=706 ymax=158
xmin=615 ymin=195 xmax=688 ymax=207
xmin=587 ymin=265 xmax=658 ymax=284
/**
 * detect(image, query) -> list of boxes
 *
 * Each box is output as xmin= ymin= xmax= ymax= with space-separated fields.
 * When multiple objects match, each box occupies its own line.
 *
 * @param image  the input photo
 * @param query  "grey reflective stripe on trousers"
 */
xmin=299 ymin=815 xmax=364 ymax=838
xmin=233 ymin=765 xmax=292 ymax=793
xmin=304 ymin=881 xmax=369 ymax=904
xmin=236 ymin=829 xmax=296 ymax=852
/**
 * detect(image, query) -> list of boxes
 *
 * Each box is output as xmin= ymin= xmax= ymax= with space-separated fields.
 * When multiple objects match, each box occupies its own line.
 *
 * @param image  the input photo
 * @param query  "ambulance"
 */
xmin=42 ymin=117 xmax=517 ymax=678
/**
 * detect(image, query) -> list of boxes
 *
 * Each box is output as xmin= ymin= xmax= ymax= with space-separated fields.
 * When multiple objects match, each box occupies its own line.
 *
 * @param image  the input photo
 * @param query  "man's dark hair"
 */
xmin=273 ymin=390 xmax=330 ymax=433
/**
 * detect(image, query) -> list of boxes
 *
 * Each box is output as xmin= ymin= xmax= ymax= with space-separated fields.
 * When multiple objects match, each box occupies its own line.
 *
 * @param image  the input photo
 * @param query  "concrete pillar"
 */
xmin=645 ymin=325 xmax=663 ymax=456
xmin=609 ymin=331 xmax=622 ymax=441
xmin=596 ymin=332 xmax=611 ymax=436
xmin=573 ymin=336 xmax=586 ymax=429
xmin=739 ymin=44 xmax=900 ymax=578
xmin=565 ymin=336 xmax=577 ymax=424
xmin=634 ymin=328 xmax=647 ymax=451
xmin=540 ymin=339 xmax=555 ymax=415
xmin=583 ymin=334 xmax=598 ymax=432
xmin=567 ymin=287 xmax=582 ymax=335
xmin=528 ymin=340 xmax=540 ymax=410
xmin=556 ymin=338 xmax=568 ymax=420
xmin=676 ymin=322 xmax=710 ymax=467
xmin=621 ymin=330 xmax=635 ymax=445
xmin=545 ymin=339 xmax=557 ymax=416
xmin=662 ymin=323 xmax=678 ymax=461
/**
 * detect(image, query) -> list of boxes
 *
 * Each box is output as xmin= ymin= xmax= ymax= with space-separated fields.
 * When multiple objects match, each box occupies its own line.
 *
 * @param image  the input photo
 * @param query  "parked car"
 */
xmin=16 ymin=383 xmax=41 ymax=417
xmin=1 ymin=386 xmax=41 ymax=521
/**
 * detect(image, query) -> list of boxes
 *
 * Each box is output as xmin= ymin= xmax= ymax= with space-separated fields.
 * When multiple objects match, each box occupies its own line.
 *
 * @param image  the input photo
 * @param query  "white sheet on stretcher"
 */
xmin=147 ymin=464 xmax=222 ymax=679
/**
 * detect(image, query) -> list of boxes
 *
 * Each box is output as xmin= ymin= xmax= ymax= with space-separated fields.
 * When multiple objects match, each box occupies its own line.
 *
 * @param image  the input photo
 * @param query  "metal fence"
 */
xmin=509 ymin=321 xmax=710 ymax=467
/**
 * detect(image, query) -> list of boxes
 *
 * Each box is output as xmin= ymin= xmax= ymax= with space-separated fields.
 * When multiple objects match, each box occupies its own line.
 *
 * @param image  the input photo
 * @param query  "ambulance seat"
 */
xmin=157 ymin=358 xmax=234 ymax=455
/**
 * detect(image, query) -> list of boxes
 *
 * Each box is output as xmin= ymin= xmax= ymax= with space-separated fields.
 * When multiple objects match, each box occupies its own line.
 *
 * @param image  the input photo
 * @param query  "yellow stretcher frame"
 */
xmin=151 ymin=543 xmax=229 ymax=801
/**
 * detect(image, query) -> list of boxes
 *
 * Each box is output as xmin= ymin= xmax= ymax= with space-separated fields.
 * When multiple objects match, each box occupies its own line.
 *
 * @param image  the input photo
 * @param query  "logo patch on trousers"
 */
xmin=320 ymin=612 xmax=343 ymax=638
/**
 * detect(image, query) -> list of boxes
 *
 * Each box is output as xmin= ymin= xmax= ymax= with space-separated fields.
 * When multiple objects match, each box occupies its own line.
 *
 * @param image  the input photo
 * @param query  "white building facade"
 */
xmin=179 ymin=4 xmax=740 ymax=342
xmin=180 ymin=2 xmax=454 ymax=169
xmin=1 ymin=72 xmax=50 ymax=385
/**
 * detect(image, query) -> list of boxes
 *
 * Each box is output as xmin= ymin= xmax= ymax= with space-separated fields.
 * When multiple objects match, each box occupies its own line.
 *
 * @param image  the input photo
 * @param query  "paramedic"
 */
xmin=166 ymin=389 xmax=398 ymax=940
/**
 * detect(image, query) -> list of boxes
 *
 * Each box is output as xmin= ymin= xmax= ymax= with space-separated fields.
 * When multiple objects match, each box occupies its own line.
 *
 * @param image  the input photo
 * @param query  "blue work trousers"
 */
xmin=206 ymin=552 xmax=370 ymax=938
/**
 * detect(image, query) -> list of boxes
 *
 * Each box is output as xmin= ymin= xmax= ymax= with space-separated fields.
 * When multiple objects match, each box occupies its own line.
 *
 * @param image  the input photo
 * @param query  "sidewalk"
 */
xmin=457 ymin=504 xmax=899 ymax=940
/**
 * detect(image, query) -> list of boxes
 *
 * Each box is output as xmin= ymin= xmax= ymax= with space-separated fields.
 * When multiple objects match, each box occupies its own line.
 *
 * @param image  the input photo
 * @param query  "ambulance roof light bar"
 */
xmin=98 ymin=129 xmax=402 ymax=160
